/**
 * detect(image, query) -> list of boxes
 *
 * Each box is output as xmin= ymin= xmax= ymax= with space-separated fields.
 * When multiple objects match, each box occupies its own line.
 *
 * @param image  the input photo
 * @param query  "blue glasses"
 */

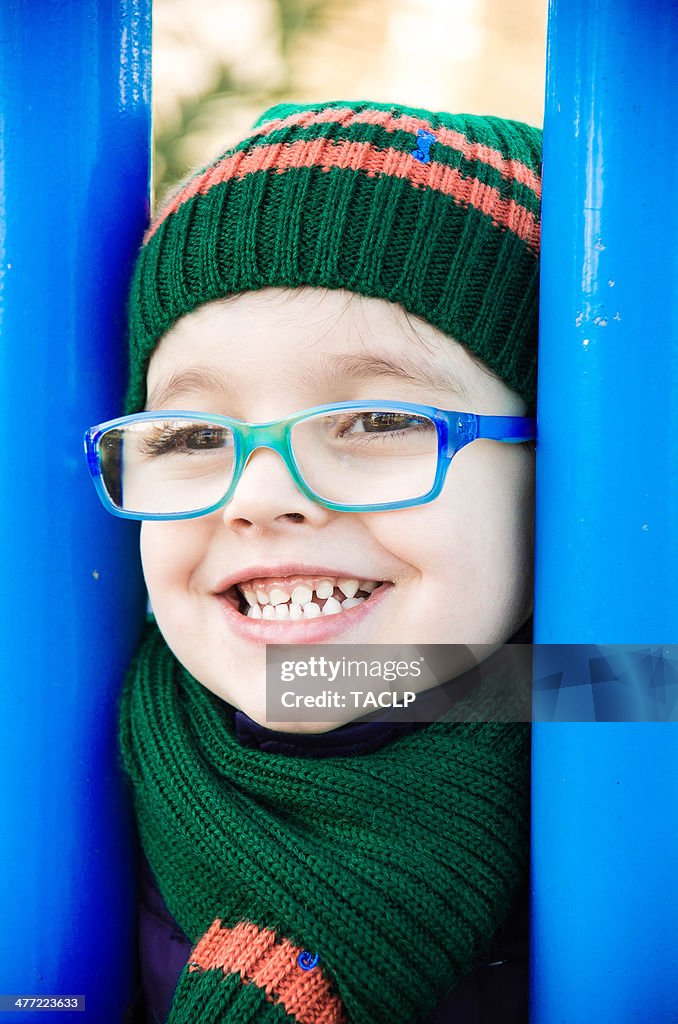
xmin=83 ymin=400 xmax=536 ymax=520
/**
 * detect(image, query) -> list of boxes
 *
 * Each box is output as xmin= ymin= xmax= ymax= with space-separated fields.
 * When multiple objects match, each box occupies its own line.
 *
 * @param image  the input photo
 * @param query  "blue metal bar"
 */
xmin=533 ymin=0 xmax=678 ymax=1020
xmin=0 ymin=3 xmax=152 ymax=1020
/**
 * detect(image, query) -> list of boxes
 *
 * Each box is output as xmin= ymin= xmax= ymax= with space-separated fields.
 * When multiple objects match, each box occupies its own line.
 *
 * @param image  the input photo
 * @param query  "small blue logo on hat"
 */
xmin=411 ymin=129 xmax=436 ymax=164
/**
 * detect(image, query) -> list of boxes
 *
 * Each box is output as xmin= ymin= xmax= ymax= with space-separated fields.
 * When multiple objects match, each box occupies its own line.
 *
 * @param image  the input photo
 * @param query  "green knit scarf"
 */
xmin=118 ymin=621 xmax=530 ymax=1024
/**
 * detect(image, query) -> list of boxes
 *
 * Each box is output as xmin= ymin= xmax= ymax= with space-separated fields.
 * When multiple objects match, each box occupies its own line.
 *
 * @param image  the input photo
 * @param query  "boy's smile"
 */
xmin=214 ymin=566 xmax=395 ymax=641
xmin=140 ymin=287 xmax=534 ymax=730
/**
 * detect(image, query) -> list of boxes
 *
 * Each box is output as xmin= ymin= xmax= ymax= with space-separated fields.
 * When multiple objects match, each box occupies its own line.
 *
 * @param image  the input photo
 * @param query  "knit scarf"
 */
xmin=118 ymin=621 xmax=530 ymax=1024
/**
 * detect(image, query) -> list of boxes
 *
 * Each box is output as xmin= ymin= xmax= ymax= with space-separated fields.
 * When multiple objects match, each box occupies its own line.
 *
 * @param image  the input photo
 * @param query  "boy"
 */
xmin=85 ymin=100 xmax=540 ymax=1023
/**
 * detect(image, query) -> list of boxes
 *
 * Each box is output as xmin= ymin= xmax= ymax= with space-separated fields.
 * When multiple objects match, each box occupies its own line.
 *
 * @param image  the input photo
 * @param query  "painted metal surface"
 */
xmin=533 ymin=0 xmax=678 ymax=1019
xmin=0 ymin=3 xmax=152 ymax=1019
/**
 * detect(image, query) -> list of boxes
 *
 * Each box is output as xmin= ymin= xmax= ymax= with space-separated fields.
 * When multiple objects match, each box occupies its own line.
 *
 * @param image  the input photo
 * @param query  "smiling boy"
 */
xmin=85 ymin=101 xmax=540 ymax=1023
xmin=138 ymin=286 xmax=534 ymax=730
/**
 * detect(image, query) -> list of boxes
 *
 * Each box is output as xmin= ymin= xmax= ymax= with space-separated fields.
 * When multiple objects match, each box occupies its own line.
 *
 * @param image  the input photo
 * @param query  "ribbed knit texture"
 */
xmin=118 ymin=621 xmax=531 ymax=1024
xmin=123 ymin=100 xmax=542 ymax=416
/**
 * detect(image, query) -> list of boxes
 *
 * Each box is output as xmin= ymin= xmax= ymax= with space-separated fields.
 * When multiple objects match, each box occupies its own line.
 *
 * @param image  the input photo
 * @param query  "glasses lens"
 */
xmin=290 ymin=407 xmax=439 ymax=506
xmin=97 ymin=417 xmax=235 ymax=515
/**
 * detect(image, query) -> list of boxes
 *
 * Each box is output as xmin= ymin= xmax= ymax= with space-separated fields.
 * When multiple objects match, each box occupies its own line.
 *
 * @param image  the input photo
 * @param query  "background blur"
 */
xmin=153 ymin=0 xmax=547 ymax=204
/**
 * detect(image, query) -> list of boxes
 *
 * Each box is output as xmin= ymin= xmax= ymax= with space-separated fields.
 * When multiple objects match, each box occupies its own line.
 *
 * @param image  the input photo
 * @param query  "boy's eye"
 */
xmin=332 ymin=411 xmax=434 ymax=438
xmin=187 ymin=427 xmax=227 ymax=448
xmin=140 ymin=423 xmax=233 ymax=456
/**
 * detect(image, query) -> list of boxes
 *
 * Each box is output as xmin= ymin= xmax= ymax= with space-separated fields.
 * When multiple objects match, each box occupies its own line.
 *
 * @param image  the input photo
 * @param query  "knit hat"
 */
xmin=124 ymin=99 xmax=542 ymax=415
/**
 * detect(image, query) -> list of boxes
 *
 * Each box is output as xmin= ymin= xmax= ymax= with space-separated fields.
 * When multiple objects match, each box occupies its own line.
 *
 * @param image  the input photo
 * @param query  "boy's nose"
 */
xmin=220 ymin=445 xmax=332 ymax=529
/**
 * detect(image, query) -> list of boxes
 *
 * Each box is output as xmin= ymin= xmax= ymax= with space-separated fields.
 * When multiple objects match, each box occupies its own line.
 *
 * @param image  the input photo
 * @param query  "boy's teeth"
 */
xmin=238 ymin=575 xmax=384 ymax=619
xmin=245 ymin=594 xmax=369 ymax=619
xmin=314 ymin=579 xmax=335 ymax=599
xmin=291 ymin=584 xmax=313 ymax=606
xmin=321 ymin=596 xmax=342 ymax=615
xmin=337 ymin=578 xmax=360 ymax=599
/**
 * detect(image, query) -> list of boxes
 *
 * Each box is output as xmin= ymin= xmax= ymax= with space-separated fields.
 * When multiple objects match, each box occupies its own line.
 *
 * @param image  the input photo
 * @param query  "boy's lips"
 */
xmin=213 ymin=565 xmax=394 ymax=642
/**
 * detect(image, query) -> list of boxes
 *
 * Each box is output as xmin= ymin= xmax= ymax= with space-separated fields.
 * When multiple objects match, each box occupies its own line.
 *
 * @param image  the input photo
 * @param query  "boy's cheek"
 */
xmin=139 ymin=521 xmax=201 ymax=608
xmin=139 ymin=522 xmax=171 ymax=591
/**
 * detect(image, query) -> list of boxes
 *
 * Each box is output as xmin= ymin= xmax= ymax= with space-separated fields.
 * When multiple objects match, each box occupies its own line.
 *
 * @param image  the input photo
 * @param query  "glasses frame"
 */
xmin=83 ymin=400 xmax=536 ymax=521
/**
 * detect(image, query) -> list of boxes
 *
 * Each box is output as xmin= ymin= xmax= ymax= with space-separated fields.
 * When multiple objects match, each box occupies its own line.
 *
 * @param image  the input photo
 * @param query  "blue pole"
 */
xmin=533 ymin=1 xmax=678 ymax=1021
xmin=0 ymin=3 xmax=151 ymax=1021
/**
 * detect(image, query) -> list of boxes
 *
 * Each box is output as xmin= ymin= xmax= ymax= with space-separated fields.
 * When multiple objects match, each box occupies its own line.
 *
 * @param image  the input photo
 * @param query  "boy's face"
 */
xmin=140 ymin=288 xmax=534 ymax=730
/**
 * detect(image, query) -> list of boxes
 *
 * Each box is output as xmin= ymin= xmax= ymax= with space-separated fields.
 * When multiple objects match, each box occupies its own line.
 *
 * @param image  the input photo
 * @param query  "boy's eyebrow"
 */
xmin=145 ymin=353 xmax=471 ymax=410
xmin=146 ymin=368 xmax=232 ymax=411
xmin=309 ymin=353 xmax=472 ymax=401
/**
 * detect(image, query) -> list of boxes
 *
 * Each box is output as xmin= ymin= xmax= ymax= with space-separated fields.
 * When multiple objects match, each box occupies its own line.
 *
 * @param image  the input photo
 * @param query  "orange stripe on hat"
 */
xmin=144 ymin=137 xmax=540 ymax=254
xmin=254 ymin=106 xmax=542 ymax=198
xmin=187 ymin=919 xmax=347 ymax=1024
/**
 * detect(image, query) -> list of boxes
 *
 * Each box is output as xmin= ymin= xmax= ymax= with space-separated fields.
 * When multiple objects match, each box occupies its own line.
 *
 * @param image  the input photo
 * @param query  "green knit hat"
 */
xmin=124 ymin=99 xmax=542 ymax=416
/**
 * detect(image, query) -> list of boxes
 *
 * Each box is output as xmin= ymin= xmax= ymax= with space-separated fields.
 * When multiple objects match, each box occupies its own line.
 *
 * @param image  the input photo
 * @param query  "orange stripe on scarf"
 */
xmin=187 ymin=919 xmax=347 ymax=1024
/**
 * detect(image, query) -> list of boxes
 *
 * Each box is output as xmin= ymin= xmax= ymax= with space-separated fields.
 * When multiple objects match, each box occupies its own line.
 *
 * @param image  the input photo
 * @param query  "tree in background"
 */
xmin=153 ymin=0 xmax=356 ymax=201
xmin=153 ymin=0 xmax=546 ymax=204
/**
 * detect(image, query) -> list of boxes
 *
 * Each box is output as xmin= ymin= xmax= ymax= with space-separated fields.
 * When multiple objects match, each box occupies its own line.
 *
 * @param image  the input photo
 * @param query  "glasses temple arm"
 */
xmin=473 ymin=414 xmax=536 ymax=442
